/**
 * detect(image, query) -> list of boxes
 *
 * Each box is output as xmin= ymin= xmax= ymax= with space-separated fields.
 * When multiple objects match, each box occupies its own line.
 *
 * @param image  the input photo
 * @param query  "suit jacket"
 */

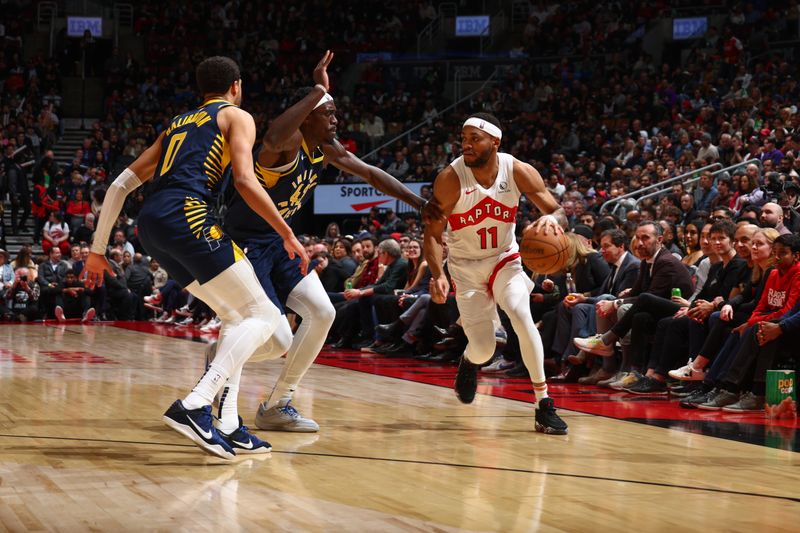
xmin=575 ymin=252 xmax=612 ymax=297
xmin=37 ymin=259 xmax=70 ymax=288
xmin=369 ymin=257 xmax=409 ymax=295
xmin=629 ymin=247 xmax=693 ymax=300
xmin=603 ymin=252 xmax=641 ymax=296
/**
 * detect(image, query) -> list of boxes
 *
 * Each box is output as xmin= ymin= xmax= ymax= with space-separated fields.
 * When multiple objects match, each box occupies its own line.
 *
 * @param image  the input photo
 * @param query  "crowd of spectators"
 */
xmin=1 ymin=1 xmax=799 ymax=413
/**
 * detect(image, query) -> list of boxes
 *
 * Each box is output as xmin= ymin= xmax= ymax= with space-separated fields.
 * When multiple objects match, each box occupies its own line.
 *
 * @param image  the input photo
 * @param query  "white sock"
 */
xmin=184 ymin=362 xmax=228 ymax=409
xmin=217 ymin=365 xmax=243 ymax=434
xmin=533 ymin=383 xmax=549 ymax=409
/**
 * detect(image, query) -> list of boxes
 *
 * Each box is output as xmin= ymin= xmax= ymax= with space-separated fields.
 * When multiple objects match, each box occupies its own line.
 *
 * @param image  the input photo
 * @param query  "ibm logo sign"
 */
xmin=455 ymin=16 xmax=490 ymax=37
xmin=67 ymin=17 xmax=103 ymax=37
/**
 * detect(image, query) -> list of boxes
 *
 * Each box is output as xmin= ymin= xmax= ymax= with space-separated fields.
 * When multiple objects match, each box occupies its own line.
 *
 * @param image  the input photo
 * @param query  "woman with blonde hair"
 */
xmin=669 ymin=227 xmax=779 ymax=381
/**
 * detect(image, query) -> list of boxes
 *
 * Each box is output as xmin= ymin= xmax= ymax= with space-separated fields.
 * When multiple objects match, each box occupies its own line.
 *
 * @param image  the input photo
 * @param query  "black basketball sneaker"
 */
xmin=534 ymin=398 xmax=568 ymax=435
xmin=454 ymin=356 xmax=479 ymax=404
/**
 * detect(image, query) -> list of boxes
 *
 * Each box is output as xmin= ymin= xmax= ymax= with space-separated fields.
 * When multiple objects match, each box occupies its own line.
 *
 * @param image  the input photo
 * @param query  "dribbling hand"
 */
xmin=81 ymin=252 xmax=113 ymax=289
xmin=528 ymin=214 xmax=563 ymax=237
xmin=313 ymin=50 xmax=334 ymax=92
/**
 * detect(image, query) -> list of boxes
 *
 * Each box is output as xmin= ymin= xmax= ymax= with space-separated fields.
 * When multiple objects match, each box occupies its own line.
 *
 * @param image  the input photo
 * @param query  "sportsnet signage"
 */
xmin=313 ymin=183 xmax=430 ymax=215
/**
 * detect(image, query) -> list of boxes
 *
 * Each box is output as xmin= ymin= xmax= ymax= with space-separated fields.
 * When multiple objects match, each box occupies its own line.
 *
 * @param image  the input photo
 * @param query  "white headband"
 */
xmin=314 ymin=92 xmax=334 ymax=110
xmin=463 ymin=117 xmax=502 ymax=139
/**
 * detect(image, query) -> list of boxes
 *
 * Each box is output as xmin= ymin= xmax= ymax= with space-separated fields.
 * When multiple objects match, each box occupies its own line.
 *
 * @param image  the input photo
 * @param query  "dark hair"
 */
xmin=709 ymin=219 xmax=737 ymax=240
xmin=334 ymin=238 xmax=352 ymax=255
xmin=358 ymin=235 xmax=377 ymax=246
xmin=196 ymin=56 xmax=241 ymax=95
xmin=594 ymin=218 xmax=617 ymax=235
xmin=775 ymin=234 xmax=800 ymax=253
xmin=637 ymin=220 xmax=663 ymax=236
xmin=712 ymin=206 xmax=734 ymax=219
xmin=601 ymin=229 xmax=629 ymax=248
xmin=468 ymin=112 xmax=502 ymax=130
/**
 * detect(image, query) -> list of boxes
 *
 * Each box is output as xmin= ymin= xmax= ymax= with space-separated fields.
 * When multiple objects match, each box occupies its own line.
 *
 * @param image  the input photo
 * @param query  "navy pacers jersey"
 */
xmin=136 ymin=99 xmax=244 ymax=286
xmin=224 ymin=138 xmax=323 ymax=242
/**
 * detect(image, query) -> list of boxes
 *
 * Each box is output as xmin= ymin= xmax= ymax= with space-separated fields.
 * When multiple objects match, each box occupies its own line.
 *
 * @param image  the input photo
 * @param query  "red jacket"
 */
xmin=31 ymin=184 xmax=60 ymax=219
xmin=747 ymin=262 xmax=800 ymax=326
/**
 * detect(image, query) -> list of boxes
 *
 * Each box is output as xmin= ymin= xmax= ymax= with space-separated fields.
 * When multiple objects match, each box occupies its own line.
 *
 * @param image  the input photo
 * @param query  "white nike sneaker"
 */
xmin=668 ymin=359 xmax=707 ymax=381
xmin=254 ymin=401 xmax=319 ymax=432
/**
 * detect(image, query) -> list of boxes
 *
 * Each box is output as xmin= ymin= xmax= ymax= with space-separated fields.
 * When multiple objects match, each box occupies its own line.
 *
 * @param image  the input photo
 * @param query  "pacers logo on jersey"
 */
xmin=277 ymin=168 xmax=318 ymax=219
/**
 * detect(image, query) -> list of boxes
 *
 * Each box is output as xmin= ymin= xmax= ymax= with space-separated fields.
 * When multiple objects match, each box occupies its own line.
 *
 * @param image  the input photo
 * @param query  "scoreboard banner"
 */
xmin=313 ymin=183 xmax=430 ymax=215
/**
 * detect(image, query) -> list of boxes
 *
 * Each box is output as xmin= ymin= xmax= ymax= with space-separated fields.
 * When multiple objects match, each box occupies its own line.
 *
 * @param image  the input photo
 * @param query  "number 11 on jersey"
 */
xmin=477 ymin=226 xmax=498 ymax=249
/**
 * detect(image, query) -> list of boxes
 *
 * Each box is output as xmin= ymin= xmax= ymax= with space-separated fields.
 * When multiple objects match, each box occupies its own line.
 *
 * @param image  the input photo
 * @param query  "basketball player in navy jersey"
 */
xmin=424 ymin=112 xmax=569 ymax=434
xmin=217 ymin=51 xmax=436 ymax=432
xmin=83 ymin=57 xmax=308 ymax=459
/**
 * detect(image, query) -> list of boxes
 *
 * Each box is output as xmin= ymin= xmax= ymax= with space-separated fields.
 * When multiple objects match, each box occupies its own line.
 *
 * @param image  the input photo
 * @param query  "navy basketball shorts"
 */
xmin=137 ymin=195 xmax=244 ymax=287
xmin=241 ymin=234 xmax=309 ymax=314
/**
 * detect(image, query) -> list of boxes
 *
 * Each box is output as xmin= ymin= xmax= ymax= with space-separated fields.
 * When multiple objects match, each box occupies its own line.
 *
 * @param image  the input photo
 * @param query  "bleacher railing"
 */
xmin=599 ymin=162 xmax=722 ymax=215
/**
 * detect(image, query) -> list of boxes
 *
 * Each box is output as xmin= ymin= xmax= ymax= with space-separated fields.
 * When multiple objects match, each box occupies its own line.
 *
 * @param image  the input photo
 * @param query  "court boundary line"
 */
xmin=0 ymin=432 xmax=796 ymax=504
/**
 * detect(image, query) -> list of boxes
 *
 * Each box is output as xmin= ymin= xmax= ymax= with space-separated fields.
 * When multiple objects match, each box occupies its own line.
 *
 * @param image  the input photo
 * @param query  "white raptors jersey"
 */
xmin=447 ymin=153 xmax=521 ymax=260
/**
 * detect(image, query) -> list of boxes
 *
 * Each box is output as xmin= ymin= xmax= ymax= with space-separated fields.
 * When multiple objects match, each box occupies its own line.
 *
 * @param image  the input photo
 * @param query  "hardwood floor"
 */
xmin=0 ymin=323 xmax=797 ymax=532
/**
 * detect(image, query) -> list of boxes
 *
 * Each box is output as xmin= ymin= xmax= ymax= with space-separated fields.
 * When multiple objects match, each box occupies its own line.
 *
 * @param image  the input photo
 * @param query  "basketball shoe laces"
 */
xmin=279 ymin=402 xmax=301 ymax=419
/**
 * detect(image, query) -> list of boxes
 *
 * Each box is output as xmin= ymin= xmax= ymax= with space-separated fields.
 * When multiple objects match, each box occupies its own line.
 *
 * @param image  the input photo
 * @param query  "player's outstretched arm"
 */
xmin=224 ymin=107 xmax=309 ymax=274
xmin=83 ymin=132 xmax=165 ymax=288
xmin=261 ymin=51 xmax=333 ymax=156
xmin=513 ymin=159 xmax=567 ymax=235
xmin=323 ymin=140 xmax=426 ymax=209
xmin=423 ymin=167 xmax=460 ymax=304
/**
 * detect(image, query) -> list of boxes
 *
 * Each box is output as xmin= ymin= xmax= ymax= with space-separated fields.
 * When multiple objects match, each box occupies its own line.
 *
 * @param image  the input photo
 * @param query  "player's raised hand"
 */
xmin=81 ymin=252 xmax=113 ymax=289
xmin=313 ymin=50 xmax=334 ymax=92
xmin=284 ymin=235 xmax=310 ymax=276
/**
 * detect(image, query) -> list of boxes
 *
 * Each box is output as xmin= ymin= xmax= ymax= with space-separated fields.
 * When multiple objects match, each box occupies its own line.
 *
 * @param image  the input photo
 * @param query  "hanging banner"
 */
xmin=313 ymin=183 xmax=431 ymax=215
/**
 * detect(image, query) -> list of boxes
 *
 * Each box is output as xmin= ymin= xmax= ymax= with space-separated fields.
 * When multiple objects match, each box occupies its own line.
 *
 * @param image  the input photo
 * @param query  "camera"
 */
xmin=20 ymin=275 xmax=28 ymax=282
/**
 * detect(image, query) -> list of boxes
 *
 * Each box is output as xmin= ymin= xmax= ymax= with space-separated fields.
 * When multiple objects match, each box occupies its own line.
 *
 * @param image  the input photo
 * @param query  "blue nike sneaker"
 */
xmin=221 ymin=417 xmax=272 ymax=454
xmin=163 ymin=400 xmax=236 ymax=460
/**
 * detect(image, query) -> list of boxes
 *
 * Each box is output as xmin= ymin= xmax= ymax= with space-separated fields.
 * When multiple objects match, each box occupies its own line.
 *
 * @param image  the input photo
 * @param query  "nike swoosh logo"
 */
xmin=232 ymin=438 xmax=254 ymax=449
xmin=465 ymin=188 xmax=477 ymax=195
xmin=187 ymin=416 xmax=213 ymax=439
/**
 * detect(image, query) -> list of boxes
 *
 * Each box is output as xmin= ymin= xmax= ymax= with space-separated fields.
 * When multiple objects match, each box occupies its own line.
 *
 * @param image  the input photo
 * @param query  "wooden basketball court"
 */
xmin=0 ymin=322 xmax=797 ymax=532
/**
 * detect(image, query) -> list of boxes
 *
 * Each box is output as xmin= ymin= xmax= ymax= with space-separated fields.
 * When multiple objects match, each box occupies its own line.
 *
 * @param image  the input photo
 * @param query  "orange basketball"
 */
xmin=519 ymin=227 xmax=569 ymax=274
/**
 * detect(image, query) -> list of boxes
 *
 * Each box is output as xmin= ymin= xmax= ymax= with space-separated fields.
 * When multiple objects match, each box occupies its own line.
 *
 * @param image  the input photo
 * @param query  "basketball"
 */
xmin=519 ymin=227 xmax=569 ymax=274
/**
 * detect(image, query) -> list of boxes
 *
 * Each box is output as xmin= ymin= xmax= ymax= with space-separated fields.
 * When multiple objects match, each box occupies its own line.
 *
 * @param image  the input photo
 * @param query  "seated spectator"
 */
xmin=54 ymin=270 xmax=95 ymax=323
xmin=66 ymin=189 xmax=91 ymax=230
xmin=669 ymin=227 xmax=778 ymax=383
xmin=331 ymin=238 xmax=357 ymax=275
xmin=102 ymin=249 xmax=136 ymax=320
xmin=36 ymin=246 xmax=70 ymax=319
xmin=42 ymin=211 xmax=71 ymax=256
xmin=0 ymin=248 xmax=14 ymax=292
xmin=332 ymin=239 xmax=408 ymax=349
xmin=5 ymin=268 xmax=40 ymax=322
xmin=72 ymin=212 xmax=95 ymax=245
xmin=11 ymin=244 xmax=38 ymax=282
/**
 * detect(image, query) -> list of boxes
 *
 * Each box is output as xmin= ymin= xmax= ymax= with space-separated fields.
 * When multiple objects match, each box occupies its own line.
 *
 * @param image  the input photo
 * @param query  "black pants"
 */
xmin=612 ymin=293 xmax=681 ymax=369
xmin=651 ymin=316 xmax=690 ymax=375
xmin=721 ymin=325 xmax=800 ymax=394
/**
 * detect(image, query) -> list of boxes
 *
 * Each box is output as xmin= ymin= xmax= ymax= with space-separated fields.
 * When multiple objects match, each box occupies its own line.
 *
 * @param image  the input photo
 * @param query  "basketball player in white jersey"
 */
xmin=423 ymin=113 xmax=568 ymax=434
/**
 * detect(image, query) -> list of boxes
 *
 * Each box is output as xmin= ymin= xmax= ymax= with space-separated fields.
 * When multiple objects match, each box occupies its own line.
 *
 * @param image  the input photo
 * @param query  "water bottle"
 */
xmin=565 ymin=273 xmax=577 ymax=295
xmin=345 ymin=280 xmax=353 ymax=290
